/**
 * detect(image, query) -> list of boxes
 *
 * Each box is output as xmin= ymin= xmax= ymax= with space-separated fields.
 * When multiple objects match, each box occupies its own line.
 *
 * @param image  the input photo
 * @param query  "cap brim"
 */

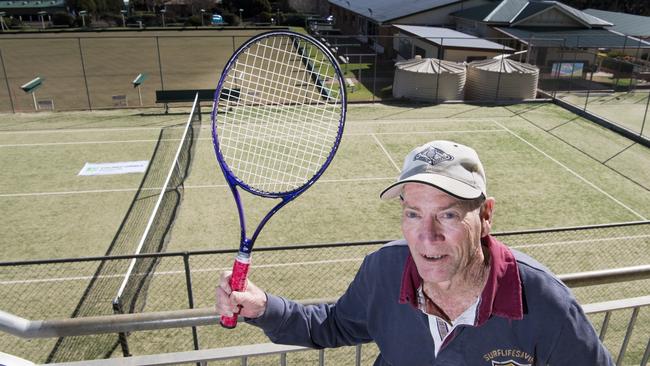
xmin=380 ymin=173 xmax=484 ymax=200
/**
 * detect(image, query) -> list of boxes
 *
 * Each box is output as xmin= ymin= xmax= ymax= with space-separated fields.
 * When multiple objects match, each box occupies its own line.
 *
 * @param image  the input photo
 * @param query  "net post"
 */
xmin=112 ymin=298 xmax=132 ymax=357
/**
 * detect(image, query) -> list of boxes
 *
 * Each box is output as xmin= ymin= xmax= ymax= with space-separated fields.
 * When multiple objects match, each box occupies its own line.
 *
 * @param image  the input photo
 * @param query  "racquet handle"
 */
xmin=220 ymin=253 xmax=251 ymax=328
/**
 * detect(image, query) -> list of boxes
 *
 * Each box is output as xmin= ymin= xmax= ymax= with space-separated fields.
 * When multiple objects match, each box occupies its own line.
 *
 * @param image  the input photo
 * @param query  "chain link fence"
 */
xmin=1 ymin=221 xmax=648 ymax=363
xmin=1 ymin=31 xmax=648 ymax=142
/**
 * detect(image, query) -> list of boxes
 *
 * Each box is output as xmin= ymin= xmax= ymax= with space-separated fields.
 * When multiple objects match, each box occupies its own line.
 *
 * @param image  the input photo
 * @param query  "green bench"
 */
xmin=156 ymin=89 xmax=241 ymax=113
xmin=156 ymin=89 xmax=214 ymax=113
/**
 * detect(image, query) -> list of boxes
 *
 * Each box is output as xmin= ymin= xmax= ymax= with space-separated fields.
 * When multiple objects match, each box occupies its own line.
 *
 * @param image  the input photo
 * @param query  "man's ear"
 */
xmin=480 ymin=197 xmax=495 ymax=238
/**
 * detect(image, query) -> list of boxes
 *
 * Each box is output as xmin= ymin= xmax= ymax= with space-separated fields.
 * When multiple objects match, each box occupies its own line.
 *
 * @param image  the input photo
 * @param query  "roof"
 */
xmin=485 ymin=0 xmax=528 ymax=23
xmin=468 ymin=58 xmax=538 ymax=73
xmin=452 ymin=0 xmax=611 ymax=27
xmin=394 ymin=24 xmax=515 ymax=51
xmin=327 ymin=0 xmax=463 ymax=23
xmin=583 ymin=8 xmax=650 ymax=37
xmin=395 ymin=57 xmax=466 ymax=73
xmin=0 ymin=0 xmax=64 ymax=9
xmin=450 ymin=3 xmax=499 ymax=21
xmin=495 ymin=27 xmax=650 ymax=48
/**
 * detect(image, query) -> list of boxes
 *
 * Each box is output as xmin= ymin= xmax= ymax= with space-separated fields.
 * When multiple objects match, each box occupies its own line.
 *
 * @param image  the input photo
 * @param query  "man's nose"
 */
xmin=419 ymin=216 xmax=445 ymax=243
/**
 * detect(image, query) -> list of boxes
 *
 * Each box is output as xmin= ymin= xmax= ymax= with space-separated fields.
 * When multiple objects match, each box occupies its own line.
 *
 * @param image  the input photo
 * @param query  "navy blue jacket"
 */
xmin=248 ymin=236 xmax=613 ymax=365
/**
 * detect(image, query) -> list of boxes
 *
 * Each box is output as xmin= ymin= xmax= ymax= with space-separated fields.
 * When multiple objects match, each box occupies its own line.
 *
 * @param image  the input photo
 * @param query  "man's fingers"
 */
xmin=218 ymin=270 xmax=233 ymax=294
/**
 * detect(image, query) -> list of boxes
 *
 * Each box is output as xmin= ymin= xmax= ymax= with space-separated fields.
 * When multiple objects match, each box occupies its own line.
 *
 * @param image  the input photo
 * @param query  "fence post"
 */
xmin=584 ymin=63 xmax=595 ymax=112
xmin=494 ymin=42 xmax=506 ymax=101
xmin=77 ymin=37 xmax=92 ymax=110
xmin=641 ymin=90 xmax=649 ymax=138
xmin=568 ymin=36 xmax=579 ymax=94
xmin=183 ymin=252 xmax=200 ymax=356
xmin=372 ymin=49 xmax=377 ymax=103
xmin=631 ymin=37 xmax=643 ymax=92
xmin=0 ymin=48 xmax=15 ymax=113
xmin=156 ymin=36 xmax=166 ymax=111
xmin=435 ymin=37 xmax=443 ymax=102
xmin=156 ymin=36 xmax=164 ymax=92
xmin=613 ymin=36 xmax=628 ymax=90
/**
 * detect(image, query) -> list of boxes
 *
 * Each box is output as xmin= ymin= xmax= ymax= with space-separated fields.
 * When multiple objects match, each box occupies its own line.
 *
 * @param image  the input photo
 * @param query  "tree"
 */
xmin=223 ymin=0 xmax=271 ymax=17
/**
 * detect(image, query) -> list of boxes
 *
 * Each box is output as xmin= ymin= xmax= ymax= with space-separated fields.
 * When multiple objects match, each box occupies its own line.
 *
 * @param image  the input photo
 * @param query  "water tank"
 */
xmin=393 ymin=56 xmax=466 ymax=102
xmin=465 ymin=58 xmax=539 ymax=101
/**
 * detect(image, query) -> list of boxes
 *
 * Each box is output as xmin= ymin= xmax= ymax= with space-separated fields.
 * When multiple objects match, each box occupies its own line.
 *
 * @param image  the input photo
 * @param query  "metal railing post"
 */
xmin=615 ymin=306 xmax=640 ymax=366
xmin=183 ymin=252 xmax=200 ymax=356
xmin=641 ymin=337 xmax=650 ymax=366
xmin=355 ymin=344 xmax=362 ymax=366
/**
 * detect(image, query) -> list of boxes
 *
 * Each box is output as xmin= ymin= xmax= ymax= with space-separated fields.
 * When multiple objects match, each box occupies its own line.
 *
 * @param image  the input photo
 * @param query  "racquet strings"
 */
xmin=216 ymin=34 xmax=344 ymax=195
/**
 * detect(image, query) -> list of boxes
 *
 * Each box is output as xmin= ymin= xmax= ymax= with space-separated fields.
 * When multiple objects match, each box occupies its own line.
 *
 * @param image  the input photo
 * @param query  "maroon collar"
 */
xmin=398 ymin=235 xmax=523 ymax=325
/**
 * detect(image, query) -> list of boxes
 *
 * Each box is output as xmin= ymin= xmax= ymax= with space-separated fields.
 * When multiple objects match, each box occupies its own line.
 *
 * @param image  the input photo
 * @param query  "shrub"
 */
xmin=52 ymin=12 xmax=74 ymax=27
xmin=186 ymin=15 xmax=202 ymax=26
xmin=283 ymin=12 xmax=306 ymax=26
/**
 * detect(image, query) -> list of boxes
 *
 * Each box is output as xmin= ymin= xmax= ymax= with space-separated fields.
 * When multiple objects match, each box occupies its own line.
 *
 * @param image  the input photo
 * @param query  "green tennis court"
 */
xmin=1 ymin=101 xmax=649 ymax=363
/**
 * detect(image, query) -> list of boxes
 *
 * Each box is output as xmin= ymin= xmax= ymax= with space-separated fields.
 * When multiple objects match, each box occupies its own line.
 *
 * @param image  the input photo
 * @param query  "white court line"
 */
xmin=0 ymin=126 xmax=180 ymax=135
xmin=349 ymin=118 xmax=501 ymax=124
xmin=0 ymin=138 xmax=179 ymax=148
xmin=491 ymin=120 xmax=647 ymax=221
xmin=185 ymin=177 xmax=396 ymax=190
xmin=4 ymin=233 xmax=649 ymax=286
xmin=371 ymin=134 xmax=401 ymax=172
xmin=0 ymin=130 xmax=503 ymax=148
xmin=0 ymin=258 xmax=364 ymax=285
xmin=0 ymin=187 xmax=158 ymax=198
xmin=509 ymin=233 xmax=650 ymax=250
xmin=0 ymin=177 xmax=396 ymax=198
xmin=346 ymin=129 xmax=505 ymax=137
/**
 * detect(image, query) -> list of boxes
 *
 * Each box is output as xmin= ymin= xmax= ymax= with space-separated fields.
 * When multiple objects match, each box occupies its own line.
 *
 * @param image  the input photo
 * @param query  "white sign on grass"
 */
xmin=78 ymin=161 xmax=149 ymax=176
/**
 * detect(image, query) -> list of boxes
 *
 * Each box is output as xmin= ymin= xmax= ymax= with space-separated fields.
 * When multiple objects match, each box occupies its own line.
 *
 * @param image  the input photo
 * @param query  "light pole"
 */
xmin=0 ymin=12 xmax=7 ymax=31
xmin=121 ymin=10 xmax=127 ymax=27
xmin=37 ymin=11 xmax=46 ymax=29
xmin=79 ymin=10 xmax=87 ymax=27
xmin=239 ymin=8 xmax=243 ymax=25
xmin=200 ymin=9 xmax=205 ymax=26
xmin=160 ymin=8 xmax=166 ymax=27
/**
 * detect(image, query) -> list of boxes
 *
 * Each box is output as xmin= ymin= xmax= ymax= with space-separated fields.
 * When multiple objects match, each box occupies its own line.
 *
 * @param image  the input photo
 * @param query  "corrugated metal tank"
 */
xmin=465 ymin=58 xmax=539 ymax=101
xmin=392 ymin=56 xmax=466 ymax=102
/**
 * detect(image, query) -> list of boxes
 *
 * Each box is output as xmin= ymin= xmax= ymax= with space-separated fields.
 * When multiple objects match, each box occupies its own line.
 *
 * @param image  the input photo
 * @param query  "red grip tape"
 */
xmin=220 ymin=256 xmax=250 ymax=329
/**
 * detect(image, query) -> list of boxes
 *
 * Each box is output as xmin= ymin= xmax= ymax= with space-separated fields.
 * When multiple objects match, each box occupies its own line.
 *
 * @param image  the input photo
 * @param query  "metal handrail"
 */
xmin=16 ymin=295 xmax=650 ymax=366
xmin=1 ymin=265 xmax=649 ymax=339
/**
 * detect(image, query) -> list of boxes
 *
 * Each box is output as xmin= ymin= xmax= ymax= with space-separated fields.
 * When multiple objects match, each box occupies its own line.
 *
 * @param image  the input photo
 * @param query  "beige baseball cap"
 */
xmin=380 ymin=140 xmax=487 ymax=200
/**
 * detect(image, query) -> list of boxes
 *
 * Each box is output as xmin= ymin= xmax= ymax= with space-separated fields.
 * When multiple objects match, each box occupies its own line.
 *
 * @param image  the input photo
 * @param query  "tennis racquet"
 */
xmin=211 ymin=30 xmax=347 ymax=328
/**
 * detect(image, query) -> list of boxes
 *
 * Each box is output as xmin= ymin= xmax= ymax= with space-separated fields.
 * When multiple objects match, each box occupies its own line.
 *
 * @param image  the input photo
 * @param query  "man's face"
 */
xmin=401 ymin=183 xmax=490 ymax=289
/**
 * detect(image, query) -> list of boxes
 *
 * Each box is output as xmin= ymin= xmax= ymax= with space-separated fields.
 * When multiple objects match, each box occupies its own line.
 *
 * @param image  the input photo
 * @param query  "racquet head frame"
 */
xmin=211 ymin=30 xmax=347 ymax=255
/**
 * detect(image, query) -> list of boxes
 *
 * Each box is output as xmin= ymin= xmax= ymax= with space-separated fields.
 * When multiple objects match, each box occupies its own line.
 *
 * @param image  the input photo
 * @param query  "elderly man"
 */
xmin=216 ymin=140 xmax=613 ymax=365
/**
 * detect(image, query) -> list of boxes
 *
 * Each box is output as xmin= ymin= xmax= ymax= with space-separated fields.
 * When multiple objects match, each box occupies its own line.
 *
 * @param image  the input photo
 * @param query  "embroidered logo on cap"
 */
xmin=414 ymin=146 xmax=453 ymax=166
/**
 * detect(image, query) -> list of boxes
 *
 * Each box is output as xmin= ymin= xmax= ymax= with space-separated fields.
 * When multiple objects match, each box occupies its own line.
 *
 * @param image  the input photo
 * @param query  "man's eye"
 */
xmin=405 ymin=211 xmax=419 ymax=219
xmin=439 ymin=211 xmax=460 ymax=221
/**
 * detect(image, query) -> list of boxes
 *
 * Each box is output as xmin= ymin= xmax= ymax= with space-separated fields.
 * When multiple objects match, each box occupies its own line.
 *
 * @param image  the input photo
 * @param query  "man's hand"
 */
xmin=216 ymin=271 xmax=267 ymax=319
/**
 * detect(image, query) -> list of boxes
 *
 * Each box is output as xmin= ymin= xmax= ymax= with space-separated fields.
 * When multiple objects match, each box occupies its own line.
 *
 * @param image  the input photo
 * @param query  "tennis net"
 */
xmin=45 ymin=95 xmax=202 ymax=363
xmin=112 ymin=94 xmax=202 ymax=321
